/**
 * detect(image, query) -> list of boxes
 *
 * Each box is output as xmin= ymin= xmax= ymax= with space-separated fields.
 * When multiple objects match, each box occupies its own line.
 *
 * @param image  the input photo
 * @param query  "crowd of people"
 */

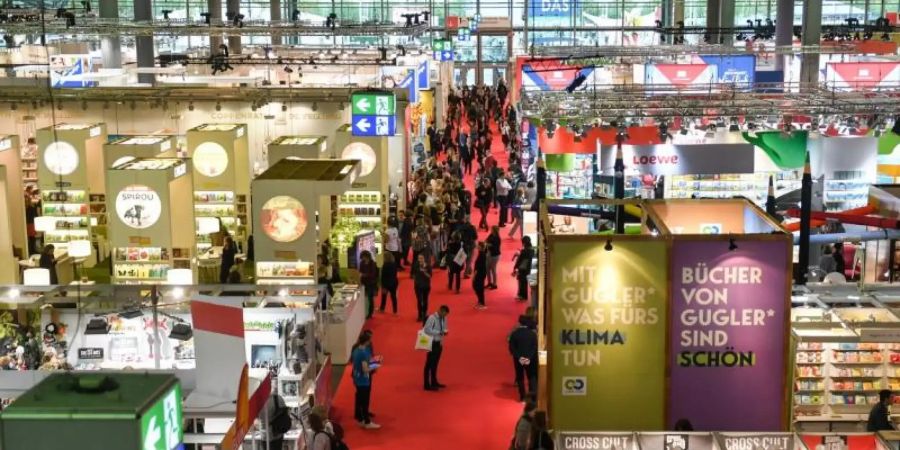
xmin=291 ymin=80 xmax=549 ymax=449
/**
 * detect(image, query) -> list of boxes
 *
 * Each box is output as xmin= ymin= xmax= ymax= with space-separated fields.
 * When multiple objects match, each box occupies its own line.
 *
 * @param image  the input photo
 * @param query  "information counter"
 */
xmin=325 ymin=285 xmax=365 ymax=364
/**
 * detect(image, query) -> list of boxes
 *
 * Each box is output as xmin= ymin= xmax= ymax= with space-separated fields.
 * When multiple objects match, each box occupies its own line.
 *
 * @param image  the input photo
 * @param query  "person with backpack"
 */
xmin=310 ymin=414 xmax=333 ymax=450
xmin=512 ymin=402 xmax=536 ymax=450
xmin=265 ymin=391 xmax=292 ymax=449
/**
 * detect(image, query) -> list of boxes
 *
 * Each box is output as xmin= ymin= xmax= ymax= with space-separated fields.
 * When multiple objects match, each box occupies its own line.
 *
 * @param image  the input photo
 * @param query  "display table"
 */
xmin=325 ymin=286 xmax=365 ymax=364
xmin=17 ymin=249 xmax=74 ymax=285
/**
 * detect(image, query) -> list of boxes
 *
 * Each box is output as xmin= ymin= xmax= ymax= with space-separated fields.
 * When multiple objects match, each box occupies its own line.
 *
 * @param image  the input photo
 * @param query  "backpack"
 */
xmin=314 ymin=431 xmax=349 ymax=450
xmin=270 ymin=395 xmax=292 ymax=435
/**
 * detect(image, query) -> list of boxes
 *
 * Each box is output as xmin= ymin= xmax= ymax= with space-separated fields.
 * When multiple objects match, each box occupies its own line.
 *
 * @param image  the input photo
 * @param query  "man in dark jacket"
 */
xmin=398 ymin=210 xmax=414 ymax=265
xmin=459 ymin=216 xmax=478 ymax=277
xmin=868 ymin=389 xmax=895 ymax=431
xmin=509 ymin=315 xmax=538 ymax=401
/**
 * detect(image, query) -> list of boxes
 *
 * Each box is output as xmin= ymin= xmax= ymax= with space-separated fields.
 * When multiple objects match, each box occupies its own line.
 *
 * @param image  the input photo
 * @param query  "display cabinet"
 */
xmin=106 ymin=158 xmax=195 ymax=284
xmin=186 ymin=123 xmax=249 ymax=252
xmin=252 ymin=158 xmax=360 ymax=284
xmin=36 ymin=123 xmax=107 ymax=259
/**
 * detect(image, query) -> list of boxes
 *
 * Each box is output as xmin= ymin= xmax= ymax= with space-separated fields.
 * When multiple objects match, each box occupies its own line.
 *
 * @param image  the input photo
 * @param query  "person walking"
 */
xmin=512 ymin=402 xmax=536 ymax=450
xmin=219 ymin=235 xmax=238 ymax=284
xmin=514 ymin=236 xmax=536 ymax=302
xmin=446 ymin=231 xmax=463 ymax=293
xmin=352 ymin=333 xmax=381 ymax=429
xmin=509 ymin=314 xmax=538 ymax=401
xmin=473 ymin=241 xmax=488 ymax=309
xmin=423 ymin=305 xmax=450 ymax=391
xmin=508 ymin=187 xmax=528 ymax=239
xmin=487 ymin=226 xmax=502 ymax=289
xmin=475 ymin=177 xmax=493 ymax=230
xmin=379 ymin=252 xmax=399 ymax=314
xmin=358 ymin=250 xmax=378 ymax=319
xmin=384 ymin=217 xmax=404 ymax=270
xmin=459 ymin=215 xmax=478 ymax=278
xmin=309 ymin=414 xmax=333 ymax=450
xmin=530 ymin=411 xmax=554 ymax=450
xmin=412 ymin=253 xmax=433 ymax=323
xmin=399 ymin=210 xmax=414 ymax=265
xmin=496 ymin=170 xmax=512 ymax=227
xmin=39 ymin=244 xmax=58 ymax=285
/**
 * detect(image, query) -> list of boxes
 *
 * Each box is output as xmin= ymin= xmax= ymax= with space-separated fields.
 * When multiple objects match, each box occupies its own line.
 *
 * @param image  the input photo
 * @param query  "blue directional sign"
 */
xmin=433 ymin=40 xmax=454 ymax=61
xmin=351 ymin=91 xmax=397 ymax=136
xmin=400 ymin=70 xmax=418 ymax=104
xmin=353 ymin=115 xmax=396 ymax=137
xmin=417 ymin=60 xmax=429 ymax=90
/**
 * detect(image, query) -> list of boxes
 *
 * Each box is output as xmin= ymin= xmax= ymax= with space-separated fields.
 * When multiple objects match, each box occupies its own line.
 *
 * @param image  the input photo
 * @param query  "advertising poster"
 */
xmin=668 ymin=239 xmax=790 ymax=431
xmin=825 ymin=61 xmax=900 ymax=91
xmin=800 ymin=434 xmax=876 ymax=450
xmin=519 ymin=58 xmax=613 ymax=93
xmin=598 ymin=143 xmax=755 ymax=176
xmin=550 ymin=239 xmax=667 ymax=431
xmin=643 ymin=64 xmax=717 ymax=89
xmin=115 ymin=185 xmax=163 ymax=229
xmin=260 ymin=196 xmax=307 ymax=243
xmin=697 ymin=55 xmax=756 ymax=87
xmin=529 ymin=0 xmax=579 ymax=18
xmin=49 ymin=54 xmax=96 ymax=88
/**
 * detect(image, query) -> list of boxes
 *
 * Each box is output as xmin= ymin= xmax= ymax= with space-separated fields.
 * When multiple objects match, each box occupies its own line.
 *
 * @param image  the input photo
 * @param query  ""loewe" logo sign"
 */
xmin=633 ymin=154 xmax=679 ymax=165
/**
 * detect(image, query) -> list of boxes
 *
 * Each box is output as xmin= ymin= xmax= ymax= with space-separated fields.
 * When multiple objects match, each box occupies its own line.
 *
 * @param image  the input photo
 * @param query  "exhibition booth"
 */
xmin=106 ymin=158 xmax=196 ymax=284
xmin=104 ymin=135 xmax=177 ymax=168
xmin=541 ymin=198 xmax=792 ymax=433
xmin=267 ymin=135 xmax=329 ymax=165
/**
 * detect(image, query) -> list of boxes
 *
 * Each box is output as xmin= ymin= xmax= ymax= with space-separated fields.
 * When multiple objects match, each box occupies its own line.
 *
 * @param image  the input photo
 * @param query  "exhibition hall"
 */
xmin=9 ymin=1 xmax=900 ymax=450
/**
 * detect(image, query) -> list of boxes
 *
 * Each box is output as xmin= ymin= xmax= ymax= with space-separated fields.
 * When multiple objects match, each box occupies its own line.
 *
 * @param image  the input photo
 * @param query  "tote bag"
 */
xmin=453 ymin=248 xmax=467 ymax=267
xmin=415 ymin=329 xmax=434 ymax=351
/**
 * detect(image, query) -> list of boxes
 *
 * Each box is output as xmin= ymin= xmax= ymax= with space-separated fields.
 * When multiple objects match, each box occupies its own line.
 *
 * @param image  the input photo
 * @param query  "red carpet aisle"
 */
xmin=330 ymin=127 xmax=528 ymax=449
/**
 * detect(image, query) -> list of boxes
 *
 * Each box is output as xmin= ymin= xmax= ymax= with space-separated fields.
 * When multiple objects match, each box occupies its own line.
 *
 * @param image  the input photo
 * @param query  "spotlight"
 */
xmin=604 ymin=240 xmax=613 ymax=251
xmin=397 ymin=45 xmax=407 ymax=56
xmin=3 ymin=35 xmax=15 ymax=48
xmin=401 ymin=13 xmax=416 ymax=27
xmin=200 ymin=12 xmax=210 ymax=24
xmin=30 ymin=100 xmax=37 ymax=109
xmin=85 ymin=317 xmax=110 ymax=335
xmin=162 ymin=9 xmax=172 ymax=20
xmin=311 ymin=102 xmax=318 ymax=111
xmin=282 ymin=103 xmax=288 ymax=112
xmin=283 ymin=65 xmax=293 ymax=73
xmin=291 ymin=9 xmax=300 ymax=21
xmin=169 ymin=323 xmax=193 ymax=341
xmin=55 ymin=7 xmax=66 ymax=18
xmin=80 ymin=1 xmax=90 ymax=13
xmin=81 ymin=100 xmax=88 ymax=110
xmin=325 ymin=12 xmax=337 ymax=29
xmin=339 ymin=102 xmax=345 ymax=110
xmin=63 ymin=11 xmax=75 ymax=27
xmin=215 ymin=102 xmax=221 ymax=111
xmin=119 ymin=309 xmax=143 ymax=319
xmin=188 ymin=101 xmax=194 ymax=111
xmin=57 ymin=102 xmax=63 ymax=110
xmin=8 ymin=102 xmax=15 ymax=111
xmin=728 ymin=238 xmax=738 ymax=251
xmin=251 ymin=102 xmax=257 ymax=112
xmin=422 ymin=11 xmax=431 ymax=22
xmin=231 ymin=12 xmax=244 ymax=27
xmin=130 ymin=100 xmax=136 ymax=110
xmin=378 ymin=46 xmax=388 ymax=61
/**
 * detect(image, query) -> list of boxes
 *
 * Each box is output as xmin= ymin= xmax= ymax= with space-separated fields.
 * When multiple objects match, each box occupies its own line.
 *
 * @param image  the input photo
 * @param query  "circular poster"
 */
xmin=43 ymin=141 xmax=79 ymax=175
xmin=193 ymin=142 xmax=229 ymax=177
xmin=115 ymin=185 xmax=162 ymax=229
xmin=261 ymin=196 xmax=308 ymax=243
xmin=341 ymin=142 xmax=376 ymax=177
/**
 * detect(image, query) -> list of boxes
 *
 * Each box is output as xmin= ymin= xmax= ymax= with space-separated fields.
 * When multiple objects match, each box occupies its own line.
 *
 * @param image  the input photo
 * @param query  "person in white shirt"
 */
xmin=496 ymin=171 xmax=512 ymax=227
xmin=423 ymin=305 xmax=450 ymax=391
xmin=384 ymin=218 xmax=403 ymax=269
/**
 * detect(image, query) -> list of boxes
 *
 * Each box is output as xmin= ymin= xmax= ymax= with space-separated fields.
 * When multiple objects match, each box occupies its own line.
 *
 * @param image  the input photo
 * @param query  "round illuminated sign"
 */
xmin=341 ymin=142 xmax=376 ymax=177
xmin=261 ymin=196 xmax=308 ymax=243
xmin=193 ymin=142 xmax=229 ymax=177
xmin=43 ymin=141 xmax=79 ymax=175
xmin=115 ymin=185 xmax=162 ymax=229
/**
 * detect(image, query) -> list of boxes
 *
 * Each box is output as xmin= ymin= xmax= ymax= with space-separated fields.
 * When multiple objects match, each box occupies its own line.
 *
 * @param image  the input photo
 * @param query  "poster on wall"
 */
xmin=549 ymin=239 xmax=667 ymax=431
xmin=643 ymin=64 xmax=717 ymax=91
xmin=49 ymin=55 xmax=96 ymax=88
xmin=668 ymin=239 xmax=790 ymax=431
xmin=115 ymin=185 xmax=163 ymax=229
xmin=260 ymin=196 xmax=308 ymax=243
xmin=824 ymin=61 xmax=900 ymax=91
xmin=696 ymin=54 xmax=756 ymax=87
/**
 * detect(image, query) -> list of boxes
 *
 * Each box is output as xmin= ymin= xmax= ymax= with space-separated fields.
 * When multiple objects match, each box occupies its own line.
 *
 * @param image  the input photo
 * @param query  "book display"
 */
xmin=106 ymin=158 xmax=195 ymax=284
xmin=186 ymin=124 xmax=249 ymax=252
xmin=36 ymin=123 xmax=107 ymax=261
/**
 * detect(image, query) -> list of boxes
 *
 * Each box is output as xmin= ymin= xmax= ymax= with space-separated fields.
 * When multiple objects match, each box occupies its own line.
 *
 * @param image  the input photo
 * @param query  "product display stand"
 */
xmin=105 ymin=135 xmax=177 ymax=168
xmin=0 ymin=135 xmax=27 ymax=258
xmin=267 ymin=136 xmax=328 ymax=166
xmin=106 ymin=158 xmax=195 ymax=284
xmin=332 ymin=125 xmax=399 ymax=259
xmin=186 ymin=124 xmax=250 ymax=254
xmin=36 ymin=123 xmax=107 ymax=266
xmin=252 ymin=158 xmax=360 ymax=284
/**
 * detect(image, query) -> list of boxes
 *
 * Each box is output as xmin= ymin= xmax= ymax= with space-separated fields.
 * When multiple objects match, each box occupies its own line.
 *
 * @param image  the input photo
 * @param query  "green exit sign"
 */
xmin=433 ymin=39 xmax=452 ymax=52
xmin=351 ymin=92 xmax=395 ymax=116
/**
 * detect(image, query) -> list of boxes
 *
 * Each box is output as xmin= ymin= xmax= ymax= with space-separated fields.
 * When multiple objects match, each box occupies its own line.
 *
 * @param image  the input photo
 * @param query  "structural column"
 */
xmin=706 ymin=0 xmax=720 ymax=44
xmin=774 ymin=0 xmax=794 ymax=72
xmin=209 ymin=0 xmax=223 ymax=57
xmin=99 ymin=0 xmax=121 ymax=70
xmin=270 ymin=0 xmax=282 ymax=46
xmin=227 ymin=0 xmax=241 ymax=54
xmin=799 ymin=0 xmax=822 ymax=91
xmin=719 ymin=0 xmax=734 ymax=45
xmin=134 ymin=0 xmax=155 ymax=84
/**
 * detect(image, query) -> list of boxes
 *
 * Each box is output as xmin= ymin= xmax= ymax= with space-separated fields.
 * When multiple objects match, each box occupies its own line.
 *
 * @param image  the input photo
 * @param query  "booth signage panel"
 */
xmin=668 ymin=239 xmax=790 ymax=431
xmin=556 ymin=432 xmax=636 ymax=450
xmin=529 ymin=0 xmax=579 ymax=17
xmin=644 ymin=64 xmax=717 ymax=88
xmin=599 ymin=144 xmax=755 ymax=176
xmin=139 ymin=382 xmax=184 ymax=450
xmin=720 ymin=434 xmax=793 ymax=450
xmin=549 ymin=240 xmax=667 ymax=430
xmin=697 ymin=55 xmax=756 ymax=86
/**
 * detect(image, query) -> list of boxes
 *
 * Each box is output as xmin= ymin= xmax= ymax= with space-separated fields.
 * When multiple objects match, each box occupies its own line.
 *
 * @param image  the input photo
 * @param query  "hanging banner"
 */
xmin=549 ymin=239 xmax=667 ymax=431
xmin=825 ymin=61 xmax=900 ymax=91
xmin=529 ymin=0 xmax=580 ymax=18
xmin=517 ymin=57 xmax=614 ymax=94
xmin=668 ymin=239 xmax=790 ymax=431
xmin=644 ymin=64 xmax=717 ymax=88
xmin=696 ymin=55 xmax=756 ymax=86
xmin=537 ymin=125 xmax=662 ymax=154
xmin=598 ymin=143 xmax=756 ymax=176
xmin=49 ymin=54 xmax=96 ymax=88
